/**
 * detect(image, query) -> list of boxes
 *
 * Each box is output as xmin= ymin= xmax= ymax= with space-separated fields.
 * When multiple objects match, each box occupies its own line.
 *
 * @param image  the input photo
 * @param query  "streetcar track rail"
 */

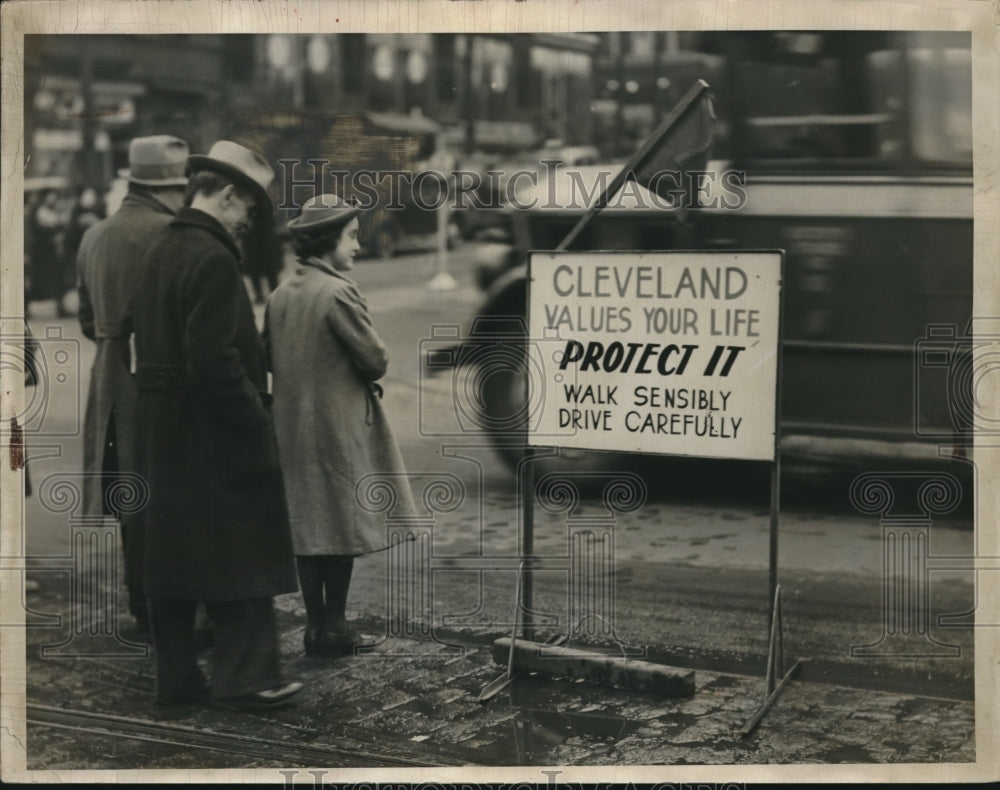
xmin=26 ymin=703 xmax=483 ymax=767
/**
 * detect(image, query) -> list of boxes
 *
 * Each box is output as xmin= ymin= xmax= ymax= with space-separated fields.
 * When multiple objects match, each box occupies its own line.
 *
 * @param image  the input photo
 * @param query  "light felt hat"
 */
xmin=119 ymin=135 xmax=190 ymax=186
xmin=286 ymin=193 xmax=360 ymax=235
xmin=186 ymin=140 xmax=275 ymax=219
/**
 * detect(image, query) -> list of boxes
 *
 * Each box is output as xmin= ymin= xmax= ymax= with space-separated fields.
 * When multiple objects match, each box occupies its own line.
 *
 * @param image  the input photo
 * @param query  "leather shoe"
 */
xmin=304 ymin=627 xmax=371 ymax=657
xmin=212 ymin=681 xmax=304 ymax=712
xmin=324 ymin=627 xmax=375 ymax=655
xmin=304 ymin=629 xmax=351 ymax=657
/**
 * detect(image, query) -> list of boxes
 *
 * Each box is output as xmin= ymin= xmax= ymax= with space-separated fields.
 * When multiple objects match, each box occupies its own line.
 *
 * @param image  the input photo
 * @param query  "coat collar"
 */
xmin=120 ymin=191 xmax=177 ymax=217
xmin=171 ymin=207 xmax=241 ymax=259
xmin=300 ymin=256 xmax=355 ymax=285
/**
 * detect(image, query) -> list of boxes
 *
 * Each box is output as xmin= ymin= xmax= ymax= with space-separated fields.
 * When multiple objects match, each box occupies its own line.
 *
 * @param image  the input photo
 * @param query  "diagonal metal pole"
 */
xmin=556 ymin=79 xmax=712 ymax=252
xmin=534 ymin=80 xmax=712 ymax=643
xmin=521 ymin=446 xmax=535 ymax=642
xmin=529 ymin=79 xmax=713 ymax=655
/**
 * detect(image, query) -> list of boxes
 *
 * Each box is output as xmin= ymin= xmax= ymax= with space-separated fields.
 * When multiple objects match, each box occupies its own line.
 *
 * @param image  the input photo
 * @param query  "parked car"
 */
xmin=451 ymin=142 xmax=603 ymax=243
xmin=240 ymin=110 xmax=464 ymax=260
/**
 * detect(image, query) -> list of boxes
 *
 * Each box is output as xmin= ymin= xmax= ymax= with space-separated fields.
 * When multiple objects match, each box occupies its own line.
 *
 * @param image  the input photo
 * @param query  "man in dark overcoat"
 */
xmin=129 ymin=140 xmax=302 ymax=710
xmin=77 ymin=135 xmax=189 ymax=631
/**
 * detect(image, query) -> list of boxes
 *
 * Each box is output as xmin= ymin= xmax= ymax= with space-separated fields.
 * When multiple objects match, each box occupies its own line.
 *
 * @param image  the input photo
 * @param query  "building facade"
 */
xmin=24 ymin=32 xmax=603 ymax=196
xmin=250 ymin=33 xmax=600 ymax=155
xmin=25 ymin=35 xmax=249 ymax=192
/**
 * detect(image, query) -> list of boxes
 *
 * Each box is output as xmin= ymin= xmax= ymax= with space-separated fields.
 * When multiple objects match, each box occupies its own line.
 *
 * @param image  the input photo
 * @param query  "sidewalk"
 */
xmin=11 ymin=256 xmax=989 ymax=779
xmin=18 ymin=506 xmax=979 ymax=774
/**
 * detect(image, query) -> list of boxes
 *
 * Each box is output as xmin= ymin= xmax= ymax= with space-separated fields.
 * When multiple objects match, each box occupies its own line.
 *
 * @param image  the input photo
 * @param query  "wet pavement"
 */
xmin=18 ymin=505 xmax=979 ymax=773
xmin=10 ymin=250 xmax=992 ymax=780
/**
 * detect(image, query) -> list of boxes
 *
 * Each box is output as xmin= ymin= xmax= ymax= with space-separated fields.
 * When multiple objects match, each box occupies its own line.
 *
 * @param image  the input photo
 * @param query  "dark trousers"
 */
xmin=150 ymin=598 xmax=282 ymax=701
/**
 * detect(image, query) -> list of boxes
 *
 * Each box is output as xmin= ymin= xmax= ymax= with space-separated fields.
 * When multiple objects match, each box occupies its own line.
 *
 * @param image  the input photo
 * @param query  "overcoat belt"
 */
xmin=77 ymin=192 xmax=175 ymax=519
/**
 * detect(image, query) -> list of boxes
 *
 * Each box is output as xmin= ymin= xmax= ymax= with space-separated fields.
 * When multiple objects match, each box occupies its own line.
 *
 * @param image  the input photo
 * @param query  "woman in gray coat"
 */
xmin=265 ymin=194 xmax=415 ymax=657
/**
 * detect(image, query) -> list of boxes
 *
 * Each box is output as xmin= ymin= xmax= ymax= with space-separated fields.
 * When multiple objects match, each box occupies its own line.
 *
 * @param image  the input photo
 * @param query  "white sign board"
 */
xmin=527 ymin=250 xmax=783 ymax=461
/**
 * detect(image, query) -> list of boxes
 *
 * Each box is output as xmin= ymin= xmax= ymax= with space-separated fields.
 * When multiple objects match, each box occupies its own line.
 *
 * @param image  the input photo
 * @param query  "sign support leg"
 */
xmin=741 ymin=584 xmax=803 ymax=736
xmin=769 ymin=455 xmax=780 ymax=633
xmin=521 ymin=446 xmax=535 ymax=642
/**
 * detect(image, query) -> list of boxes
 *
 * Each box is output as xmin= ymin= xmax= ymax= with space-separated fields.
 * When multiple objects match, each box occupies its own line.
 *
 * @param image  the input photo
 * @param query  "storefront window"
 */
xmin=341 ymin=34 xmax=365 ymax=94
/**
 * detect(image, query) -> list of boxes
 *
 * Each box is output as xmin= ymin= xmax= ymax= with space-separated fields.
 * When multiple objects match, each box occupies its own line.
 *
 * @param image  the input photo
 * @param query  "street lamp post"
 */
xmin=78 ymin=41 xmax=99 ymax=190
xmin=463 ymin=35 xmax=476 ymax=155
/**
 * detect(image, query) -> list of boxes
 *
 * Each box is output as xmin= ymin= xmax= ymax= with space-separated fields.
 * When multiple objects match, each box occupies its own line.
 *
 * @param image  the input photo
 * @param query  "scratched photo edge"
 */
xmin=1 ymin=0 xmax=997 ymax=784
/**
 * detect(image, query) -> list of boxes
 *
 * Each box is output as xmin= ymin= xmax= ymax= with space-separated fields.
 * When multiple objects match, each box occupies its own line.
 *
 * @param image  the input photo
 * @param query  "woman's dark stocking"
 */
xmin=296 ymin=556 xmax=326 ymax=633
xmin=321 ymin=555 xmax=354 ymax=635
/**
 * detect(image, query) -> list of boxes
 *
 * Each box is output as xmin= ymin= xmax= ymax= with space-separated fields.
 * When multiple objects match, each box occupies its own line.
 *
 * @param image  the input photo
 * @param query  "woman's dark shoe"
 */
xmin=304 ymin=627 xmax=371 ymax=657
xmin=325 ymin=627 xmax=374 ymax=655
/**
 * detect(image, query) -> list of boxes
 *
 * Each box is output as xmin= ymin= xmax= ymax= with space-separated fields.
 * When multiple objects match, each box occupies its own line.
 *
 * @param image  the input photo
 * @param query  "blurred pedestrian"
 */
xmin=103 ymin=175 xmax=129 ymax=217
xmin=129 ymin=140 xmax=302 ymax=710
xmin=76 ymin=135 xmax=190 ymax=633
xmin=22 ymin=323 xmax=40 ymax=500
xmin=264 ymin=194 xmax=415 ymax=658
xmin=22 ymin=323 xmax=40 ymax=594
xmin=27 ymin=187 xmax=72 ymax=316
xmin=64 ymin=187 xmax=105 ymax=270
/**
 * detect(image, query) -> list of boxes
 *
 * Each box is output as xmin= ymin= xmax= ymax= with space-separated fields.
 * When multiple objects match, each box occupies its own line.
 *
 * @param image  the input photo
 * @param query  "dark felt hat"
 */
xmin=286 ymin=193 xmax=360 ymax=235
xmin=120 ymin=135 xmax=190 ymax=186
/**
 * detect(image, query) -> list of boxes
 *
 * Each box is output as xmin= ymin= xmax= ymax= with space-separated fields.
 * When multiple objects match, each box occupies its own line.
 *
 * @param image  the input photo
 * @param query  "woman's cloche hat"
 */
xmin=119 ymin=135 xmax=190 ymax=187
xmin=286 ymin=193 xmax=360 ymax=235
xmin=186 ymin=140 xmax=275 ymax=218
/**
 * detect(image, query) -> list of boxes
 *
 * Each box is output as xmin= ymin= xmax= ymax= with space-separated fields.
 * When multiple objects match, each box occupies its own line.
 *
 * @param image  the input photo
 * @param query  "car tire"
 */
xmin=477 ymin=352 xmax=632 ymax=479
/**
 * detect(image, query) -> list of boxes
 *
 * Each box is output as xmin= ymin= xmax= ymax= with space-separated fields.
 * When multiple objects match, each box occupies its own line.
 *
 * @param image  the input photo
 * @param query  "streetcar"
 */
xmin=427 ymin=31 xmax=974 ymax=475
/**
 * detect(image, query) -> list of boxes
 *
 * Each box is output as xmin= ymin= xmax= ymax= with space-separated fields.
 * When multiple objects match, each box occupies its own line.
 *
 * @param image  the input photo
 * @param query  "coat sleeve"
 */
xmin=325 ymin=284 xmax=389 ymax=382
xmin=182 ymin=251 xmax=266 ymax=428
xmin=75 ymin=235 xmax=96 ymax=342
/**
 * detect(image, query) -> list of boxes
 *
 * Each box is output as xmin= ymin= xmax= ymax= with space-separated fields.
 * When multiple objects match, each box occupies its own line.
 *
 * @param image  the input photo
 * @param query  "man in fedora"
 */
xmin=77 ymin=135 xmax=190 ymax=632
xmin=128 ymin=140 xmax=302 ymax=710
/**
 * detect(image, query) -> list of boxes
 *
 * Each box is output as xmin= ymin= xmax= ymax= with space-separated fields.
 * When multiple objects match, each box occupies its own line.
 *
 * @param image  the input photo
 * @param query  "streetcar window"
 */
xmin=908 ymin=48 xmax=972 ymax=165
xmin=867 ymin=47 xmax=972 ymax=166
xmin=726 ymin=33 xmax=971 ymax=171
xmin=735 ymin=57 xmax=895 ymax=165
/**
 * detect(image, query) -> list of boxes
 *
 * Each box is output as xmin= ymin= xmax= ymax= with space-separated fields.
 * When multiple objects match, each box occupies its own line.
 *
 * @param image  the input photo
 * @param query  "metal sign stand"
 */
xmin=514 ymin=79 xmax=714 ymax=657
xmin=511 ymin=262 xmax=792 ymax=707
xmin=477 ymin=562 xmax=524 ymax=702
xmin=740 ymin=584 xmax=805 ymax=737
xmin=504 ymin=83 xmax=798 ymax=715
xmin=520 ymin=446 xmax=536 ymax=643
xmin=742 ymin=261 xmax=802 ymax=733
